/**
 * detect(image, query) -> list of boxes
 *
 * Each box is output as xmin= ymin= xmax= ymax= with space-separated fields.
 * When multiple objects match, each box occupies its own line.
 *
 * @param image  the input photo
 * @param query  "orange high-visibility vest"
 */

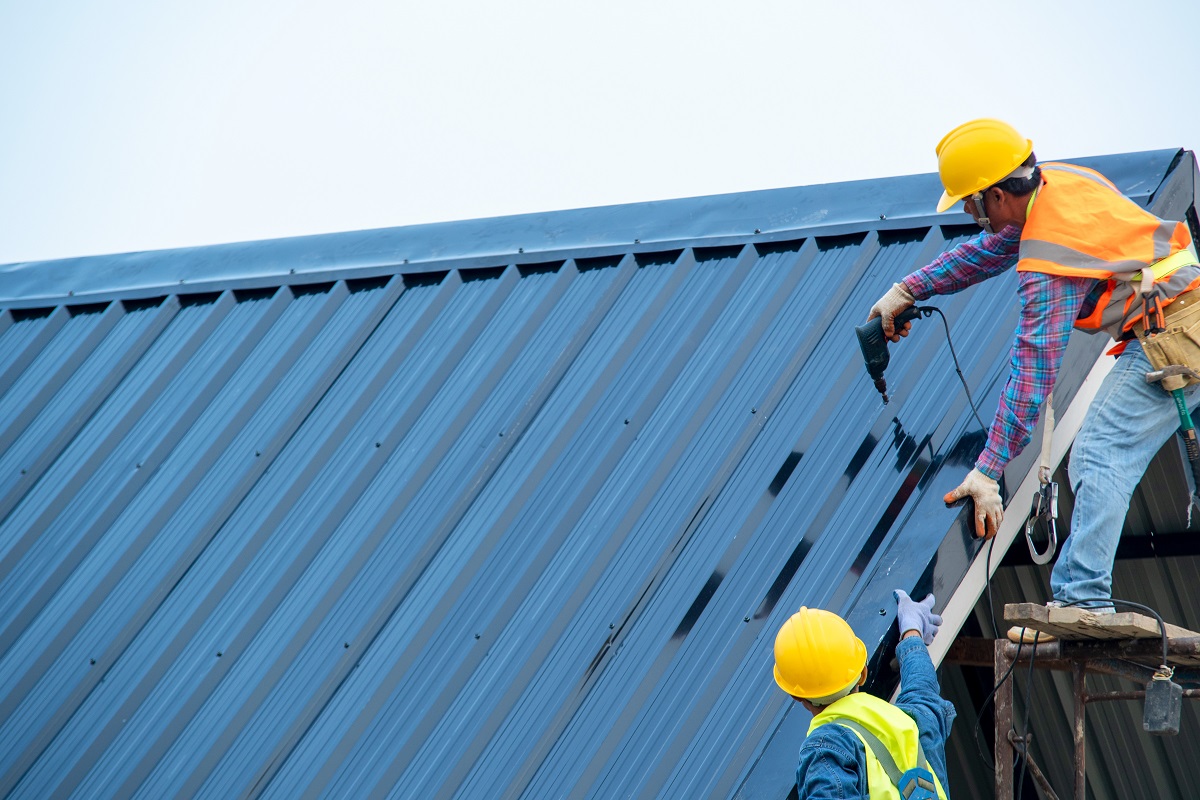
xmin=1017 ymin=162 xmax=1200 ymax=339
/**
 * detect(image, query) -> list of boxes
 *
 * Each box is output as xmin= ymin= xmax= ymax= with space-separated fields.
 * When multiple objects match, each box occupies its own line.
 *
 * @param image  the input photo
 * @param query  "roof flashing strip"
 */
xmin=0 ymin=150 xmax=1184 ymax=309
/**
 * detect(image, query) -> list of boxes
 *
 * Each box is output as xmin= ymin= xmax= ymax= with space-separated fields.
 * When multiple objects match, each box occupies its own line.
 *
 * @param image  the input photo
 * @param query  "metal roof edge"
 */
xmin=0 ymin=149 xmax=1184 ymax=309
xmin=931 ymin=351 xmax=1117 ymax=669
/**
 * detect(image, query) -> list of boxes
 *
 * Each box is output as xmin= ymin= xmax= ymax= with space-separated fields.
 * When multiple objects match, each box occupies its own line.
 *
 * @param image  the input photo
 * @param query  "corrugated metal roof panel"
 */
xmin=0 ymin=149 xmax=1195 ymax=799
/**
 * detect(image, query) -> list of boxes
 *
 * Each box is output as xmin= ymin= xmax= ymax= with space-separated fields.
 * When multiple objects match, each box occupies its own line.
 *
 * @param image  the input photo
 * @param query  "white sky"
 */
xmin=2 ymin=0 xmax=1198 ymax=265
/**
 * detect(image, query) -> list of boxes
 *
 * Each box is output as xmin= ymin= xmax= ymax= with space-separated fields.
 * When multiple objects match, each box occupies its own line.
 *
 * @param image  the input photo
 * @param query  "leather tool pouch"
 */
xmin=1139 ymin=291 xmax=1200 ymax=391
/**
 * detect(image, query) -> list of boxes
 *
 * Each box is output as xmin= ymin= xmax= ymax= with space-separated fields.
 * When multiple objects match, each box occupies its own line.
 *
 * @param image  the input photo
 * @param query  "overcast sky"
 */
xmin=2 ymin=0 xmax=1198 ymax=265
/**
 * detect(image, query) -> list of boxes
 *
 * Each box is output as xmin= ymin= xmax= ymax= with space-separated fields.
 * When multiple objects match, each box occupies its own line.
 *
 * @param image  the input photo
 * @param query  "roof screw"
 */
xmin=744 ymin=616 xmax=750 ymax=623
xmin=68 ymin=290 xmax=74 ymax=296
xmin=624 ymin=419 xmax=630 ymax=425
xmin=754 ymin=228 xmax=761 ymax=234
xmin=217 ymin=651 xmax=223 ymax=657
xmin=289 ymin=268 xmax=295 ymax=274
xmin=751 ymin=407 xmax=756 ymax=414
xmin=136 ymin=463 xmax=141 ymax=469
xmin=518 ymin=247 xmax=524 ymax=254
xmin=879 ymin=214 xmax=886 ymax=220
xmin=879 ymin=608 xmax=887 ymax=616
xmin=375 ymin=442 xmax=381 ymax=448
xmin=498 ymin=431 xmax=504 ymax=437
xmin=634 ymin=238 xmax=640 ymax=244
xmin=20 ymin=469 xmax=26 ymax=475
xmin=609 ymin=623 xmax=614 ymax=629
xmin=474 ymin=633 xmax=481 ymax=640
xmin=90 ymin=658 xmax=96 ymax=666
xmin=344 ymin=642 xmax=350 ymax=648
xmin=255 ymin=451 xmax=261 ymax=457
xmin=403 ymin=259 xmax=409 ymax=264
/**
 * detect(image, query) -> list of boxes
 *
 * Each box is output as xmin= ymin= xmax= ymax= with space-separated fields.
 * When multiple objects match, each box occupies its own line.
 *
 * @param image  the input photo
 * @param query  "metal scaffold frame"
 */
xmin=947 ymin=635 xmax=1200 ymax=800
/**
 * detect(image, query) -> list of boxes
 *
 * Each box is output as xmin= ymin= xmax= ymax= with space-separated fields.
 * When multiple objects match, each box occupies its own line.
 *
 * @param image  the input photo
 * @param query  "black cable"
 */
xmin=911 ymin=308 xmax=1161 ymax=794
xmin=1015 ymin=629 xmax=1044 ymax=800
xmin=972 ymin=536 xmax=1003 ymax=767
xmin=972 ymin=636 xmax=1024 ymax=770
xmin=935 ymin=307 xmax=1005 ymax=769
xmin=923 ymin=305 xmax=1011 ymax=772
xmin=1057 ymin=597 xmax=1171 ymax=669
xmin=984 ymin=536 xmax=999 ymax=639
xmin=922 ymin=306 xmax=989 ymax=432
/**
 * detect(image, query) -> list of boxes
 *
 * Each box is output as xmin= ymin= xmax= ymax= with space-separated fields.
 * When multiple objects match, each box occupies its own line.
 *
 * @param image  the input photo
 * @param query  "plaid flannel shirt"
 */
xmin=902 ymin=225 xmax=1097 ymax=480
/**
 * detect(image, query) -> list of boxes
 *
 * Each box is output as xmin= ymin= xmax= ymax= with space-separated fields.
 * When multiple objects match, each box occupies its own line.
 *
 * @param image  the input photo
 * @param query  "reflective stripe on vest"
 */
xmin=808 ymin=693 xmax=949 ymax=800
xmin=1016 ymin=162 xmax=1200 ymax=338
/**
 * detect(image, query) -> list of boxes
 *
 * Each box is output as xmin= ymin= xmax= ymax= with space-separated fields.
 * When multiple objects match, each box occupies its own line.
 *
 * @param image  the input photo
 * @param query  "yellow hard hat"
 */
xmin=935 ymin=118 xmax=1034 ymax=212
xmin=773 ymin=607 xmax=867 ymax=702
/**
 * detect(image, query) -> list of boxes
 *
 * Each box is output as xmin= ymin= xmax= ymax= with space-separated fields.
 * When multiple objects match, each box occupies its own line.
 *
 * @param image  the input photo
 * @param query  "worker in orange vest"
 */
xmin=868 ymin=119 xmax=1200 ymax=641
xmin=773 ymin=591 xmax=955 ymax=798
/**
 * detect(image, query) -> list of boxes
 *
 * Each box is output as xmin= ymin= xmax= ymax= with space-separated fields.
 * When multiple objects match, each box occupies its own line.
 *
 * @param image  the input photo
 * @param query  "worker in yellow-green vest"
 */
xmin=773 ymin=591 xmax=955 ymax=799
xmin=868 ymin=119 xmax=1200 ymax=643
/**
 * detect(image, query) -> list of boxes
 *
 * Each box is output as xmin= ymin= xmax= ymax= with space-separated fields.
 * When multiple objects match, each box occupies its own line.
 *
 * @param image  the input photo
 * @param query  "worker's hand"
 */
xmin=894 ymin=590 xmax=941 ymax=645
xmin=944 ymin=468 xmax=1003 ymax=539
xmin=867 ymin=282 xmax=915 ymax=342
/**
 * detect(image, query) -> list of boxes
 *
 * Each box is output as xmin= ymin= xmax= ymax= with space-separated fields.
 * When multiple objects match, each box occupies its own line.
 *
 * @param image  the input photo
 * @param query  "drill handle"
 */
xmin=896 ymin=305 xmax=934 ymax=325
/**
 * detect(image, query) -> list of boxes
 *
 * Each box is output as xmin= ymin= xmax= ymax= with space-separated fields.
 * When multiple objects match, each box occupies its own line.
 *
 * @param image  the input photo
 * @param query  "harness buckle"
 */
xmin=1144 ymin=291 xmax=1167 ymax=335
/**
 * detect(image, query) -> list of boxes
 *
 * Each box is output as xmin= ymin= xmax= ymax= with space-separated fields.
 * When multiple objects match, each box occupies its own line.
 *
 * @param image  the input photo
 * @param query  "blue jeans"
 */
xmin=1050 ymin=340 xmax=1200 ymax=607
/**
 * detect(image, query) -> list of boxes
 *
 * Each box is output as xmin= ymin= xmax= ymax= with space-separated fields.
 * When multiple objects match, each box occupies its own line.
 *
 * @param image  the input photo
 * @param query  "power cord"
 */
xmin=1016 ymin=628 xmax=1041 ymax=799
xmin=972 ymin=634 xmax=1022 ymax=769
xmin=918 ymin=307 xmax=1014 ymax=771
xmin=1057 ymin=598 xmax=1171 ymax=670
xmin=921 ymin=304 xmax=1055 ymax=792
xmin=922 ymin=306 xmax=990 ymax=432
xmin=912 ymin=307 xmax=1091 ymax=793
xmin=926 ymin=308 xmax=1019 ymax=776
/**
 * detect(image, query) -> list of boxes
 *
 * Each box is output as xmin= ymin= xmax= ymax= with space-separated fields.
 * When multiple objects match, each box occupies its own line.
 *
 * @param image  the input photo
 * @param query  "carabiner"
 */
xmin=1024 ymin=481 xmax=1058 ymax=565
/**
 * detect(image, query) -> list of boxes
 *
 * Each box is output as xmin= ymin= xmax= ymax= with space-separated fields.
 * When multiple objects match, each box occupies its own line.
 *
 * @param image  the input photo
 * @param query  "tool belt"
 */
xmin=1135 ymin=287 xmax=1200 ymax=392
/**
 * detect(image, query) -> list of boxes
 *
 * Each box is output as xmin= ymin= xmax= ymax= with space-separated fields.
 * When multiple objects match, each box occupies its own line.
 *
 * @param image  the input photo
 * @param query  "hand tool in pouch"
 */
xmin=1145 ymin=365 xmax=1200 ymax=511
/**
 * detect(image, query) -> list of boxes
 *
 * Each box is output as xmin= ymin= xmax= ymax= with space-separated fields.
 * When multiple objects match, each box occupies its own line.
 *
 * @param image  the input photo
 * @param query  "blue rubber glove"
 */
xmin=894 ymin=590 xmax=941 ymax=645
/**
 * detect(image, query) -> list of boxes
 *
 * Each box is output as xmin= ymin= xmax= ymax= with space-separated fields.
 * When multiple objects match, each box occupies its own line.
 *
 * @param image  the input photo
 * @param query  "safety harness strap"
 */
xmin=1038 ymin=392 xmax=1054 ymax=486
xmin=834 ymin=719 xmax=939 ymax=799
xmin=834 ymin=719 xmax=903 ymax=782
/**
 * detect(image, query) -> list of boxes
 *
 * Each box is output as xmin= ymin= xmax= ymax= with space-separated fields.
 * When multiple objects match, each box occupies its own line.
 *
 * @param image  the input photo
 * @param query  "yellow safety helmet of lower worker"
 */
xmin=773 ymin=607 xmax=867 ymax=702
xmin=935 ymin=118 xmax=1034 ymax=213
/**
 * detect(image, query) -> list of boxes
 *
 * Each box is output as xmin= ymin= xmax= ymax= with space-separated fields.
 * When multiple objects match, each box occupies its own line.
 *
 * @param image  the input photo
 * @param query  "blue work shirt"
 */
xmin=795 ymin=636 xmax=956 ymax=798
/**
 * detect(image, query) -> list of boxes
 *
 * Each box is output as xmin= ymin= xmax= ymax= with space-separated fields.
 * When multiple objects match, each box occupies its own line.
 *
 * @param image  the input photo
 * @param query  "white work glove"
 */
xmin=944 ymin=468 xmax=1003 ymax=539
xmin=866 ymin=282 xmax=916 ymax=342
xmin=894 ymin=590 xmax=941 ymax=645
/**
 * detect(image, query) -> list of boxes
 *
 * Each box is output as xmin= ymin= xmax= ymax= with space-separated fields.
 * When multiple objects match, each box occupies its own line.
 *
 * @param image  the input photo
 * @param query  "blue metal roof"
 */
xmin=0 ymin=149 xmax=1193 ymax=799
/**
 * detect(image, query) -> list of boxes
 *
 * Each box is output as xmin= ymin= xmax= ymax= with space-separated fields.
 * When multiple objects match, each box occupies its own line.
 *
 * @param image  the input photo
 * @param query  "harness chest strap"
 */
xmin=1019 ymin=163 xmax=1200 ymax=338
xmin=1119 ymin=247 xmax=1199 ymax=291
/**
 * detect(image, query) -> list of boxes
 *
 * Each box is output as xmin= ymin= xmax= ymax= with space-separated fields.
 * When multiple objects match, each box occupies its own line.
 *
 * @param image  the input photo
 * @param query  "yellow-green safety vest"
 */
xmin=809 ymin=692 xmax=948 ymax=800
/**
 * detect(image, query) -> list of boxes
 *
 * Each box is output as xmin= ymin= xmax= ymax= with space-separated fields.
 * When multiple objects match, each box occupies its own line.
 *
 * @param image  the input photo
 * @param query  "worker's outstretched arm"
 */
xmin=893 ymin=591 xmax=957 ymax=746
xmin=868 ymin=226 xmax=1018 ymax=344
xmin=903 ymin=226 xmax=1020 ymax=298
